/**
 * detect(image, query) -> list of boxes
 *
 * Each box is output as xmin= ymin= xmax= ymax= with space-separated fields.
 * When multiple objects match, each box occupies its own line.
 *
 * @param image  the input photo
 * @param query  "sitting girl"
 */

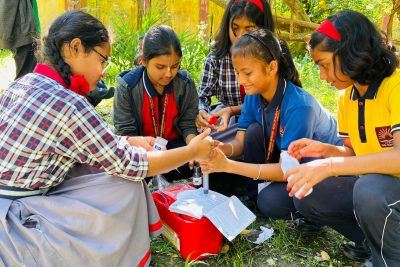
xmin=0 ymin=11 xmax=214 ymax=266
xmin=200 ymin=29 xmax=343 ymax=221
xmin=113 ymin=25 xmax=199 ymax=180
xmin=286 ymin=10 xmax=400 ymax=265
xmin=196 ymin=0 xmax=274 ymax=132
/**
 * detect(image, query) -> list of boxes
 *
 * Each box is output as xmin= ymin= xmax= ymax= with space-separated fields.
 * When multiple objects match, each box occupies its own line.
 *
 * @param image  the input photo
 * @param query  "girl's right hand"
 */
xmin=188 ymin=128 xmax=218 ymax=161
xmin=288 ymin=138 xmax=326 ymax=161
xmin=195 ymin=110 xmax=210 ymax=131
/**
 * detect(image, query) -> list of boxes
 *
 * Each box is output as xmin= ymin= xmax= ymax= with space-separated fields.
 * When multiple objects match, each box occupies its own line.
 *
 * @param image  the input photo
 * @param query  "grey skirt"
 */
xmin=0 ymin=165 xmax=162 ymax=267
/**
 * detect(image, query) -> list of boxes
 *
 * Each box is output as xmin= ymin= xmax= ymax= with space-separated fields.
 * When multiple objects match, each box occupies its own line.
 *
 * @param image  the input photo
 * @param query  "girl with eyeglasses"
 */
xmin=0 ymin=11 xmax=215 ymax=266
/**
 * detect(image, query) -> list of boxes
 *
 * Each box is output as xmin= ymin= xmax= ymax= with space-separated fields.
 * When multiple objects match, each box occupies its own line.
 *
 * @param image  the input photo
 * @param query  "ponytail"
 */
xmin=278 ymin=39 xmax=301 ymax=87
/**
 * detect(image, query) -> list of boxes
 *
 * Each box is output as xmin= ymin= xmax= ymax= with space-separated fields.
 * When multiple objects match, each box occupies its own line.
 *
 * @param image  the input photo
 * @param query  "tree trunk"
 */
xmin=64 ymin=0 xmax=87 ymax=10
xmin=137 ymin=0 xmax=145 ymax=28
xmin=282 ymin=0 xmax=311 ymax=22
xmin=387 ymin=0 xmax=400 ymax=37
xmin=199 ymin=0 xmax=209 ymax=41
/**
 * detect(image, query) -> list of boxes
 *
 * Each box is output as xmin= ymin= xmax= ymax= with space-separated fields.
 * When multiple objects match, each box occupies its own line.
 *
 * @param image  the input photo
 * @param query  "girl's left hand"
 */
xmin=200 ymin=148 xmax=229 ymax=174
xmin=211 ymin=107 xmax=232 ymax=132
xmin=127 ymin=136 xmax=155 ymax=151
xmin=284 ymin=159 xmax=331 ymax=199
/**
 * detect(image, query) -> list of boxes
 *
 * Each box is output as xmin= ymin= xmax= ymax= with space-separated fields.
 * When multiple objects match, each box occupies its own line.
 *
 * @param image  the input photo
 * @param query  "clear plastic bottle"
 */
xmin=192 ymin=165 xmax=202 ymax=189
xmin=152 ymin=137 xmax=169 ymax=191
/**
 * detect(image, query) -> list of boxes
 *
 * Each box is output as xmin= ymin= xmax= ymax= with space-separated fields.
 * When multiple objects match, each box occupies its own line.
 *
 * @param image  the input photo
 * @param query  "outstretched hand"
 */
xmin=188 ymin=128 xmax=219 ymax=161
xmin=200 ymin=148 xmax=229 ymax=174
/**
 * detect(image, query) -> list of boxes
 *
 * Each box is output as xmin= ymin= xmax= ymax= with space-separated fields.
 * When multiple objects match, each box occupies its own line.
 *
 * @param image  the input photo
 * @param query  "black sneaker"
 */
xmin=296 ymin=218 xmax=324 ymax=236
xmin=342 ymin=240 xmax=371 ymax=262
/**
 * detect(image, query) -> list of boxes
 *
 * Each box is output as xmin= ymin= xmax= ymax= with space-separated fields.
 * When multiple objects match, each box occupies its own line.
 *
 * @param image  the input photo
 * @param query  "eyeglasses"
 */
xmin=92 ymin=47 xmax=112 ymax=74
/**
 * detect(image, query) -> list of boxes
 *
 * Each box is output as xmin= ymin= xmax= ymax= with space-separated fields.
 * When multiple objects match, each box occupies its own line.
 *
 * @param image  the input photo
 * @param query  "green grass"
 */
xmin=149 ymin=212 xmax=363 ymax=267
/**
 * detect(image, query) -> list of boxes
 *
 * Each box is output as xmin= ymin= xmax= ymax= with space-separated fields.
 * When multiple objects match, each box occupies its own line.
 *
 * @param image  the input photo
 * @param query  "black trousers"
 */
xmin=353 ymin=174 xmax=400 ymax=266
xmin=12 ymin=43 xmax=37 ymax=79
xmin=248 ymin=121 xmax=365 ymax=244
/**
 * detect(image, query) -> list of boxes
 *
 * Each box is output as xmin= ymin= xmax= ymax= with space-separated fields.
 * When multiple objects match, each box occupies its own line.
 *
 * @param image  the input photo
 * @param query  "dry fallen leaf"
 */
xmin=220 ymin=244 xmax=230 ymax=254
xmin=266 ymin=258 xmax=276 ymax=266
xmin=240 ymin=229 xmax=251 ymax=235
xmin=320 ymin=250 xmax=331 ymax=261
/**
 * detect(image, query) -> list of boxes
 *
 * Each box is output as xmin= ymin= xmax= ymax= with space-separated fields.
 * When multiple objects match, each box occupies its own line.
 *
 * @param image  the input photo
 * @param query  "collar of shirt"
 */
xmin=33 ymin=64 xmax=68 ymax=88
xmin=350 ymin=79 xmax=383 ymax=100
xmin=258 ymin=77 xmax=286 ymax=112
xmin=142 ymin=69 xmax=173 ymax=97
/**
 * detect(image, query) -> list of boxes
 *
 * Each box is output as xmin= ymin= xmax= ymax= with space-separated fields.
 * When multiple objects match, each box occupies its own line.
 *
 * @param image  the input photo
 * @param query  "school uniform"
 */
xmin=114 ymin=66 xmax=198 ymax=180
xmin=198 ymin=52 xmax=245 ymax=112
xmin=237 ymin=78 xmax=362 ymax=242
xmin=0 ymin=64 xmax=162 ymax=266
xmin=337 ymin=70 xmax=400 ymax=266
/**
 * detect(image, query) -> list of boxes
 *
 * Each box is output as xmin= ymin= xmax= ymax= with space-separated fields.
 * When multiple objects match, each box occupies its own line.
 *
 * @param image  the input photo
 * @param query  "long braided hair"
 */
xmin=40 ymin=10 xmax=109 ymax=86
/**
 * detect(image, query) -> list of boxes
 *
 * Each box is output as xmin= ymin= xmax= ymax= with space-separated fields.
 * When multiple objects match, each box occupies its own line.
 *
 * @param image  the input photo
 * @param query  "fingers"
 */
xmin=214 ymin=118 xmax=228 ymax=132
xmin=142 ymin=142 xmax=154 ymax=152
xmin=145 ymin=136 xmax=156 ymax=147
xmin=196 ymin=111 xmax=210 ymax=128
xmin=199 ymin=162 xmax=210 ymax=174
xmin=287 ymin=177 xmax=315 ymax=199
xmin=189 ymin=160 xmax=194 ymax=170
xmin=198 ymin=127 xmax=211 ymax=139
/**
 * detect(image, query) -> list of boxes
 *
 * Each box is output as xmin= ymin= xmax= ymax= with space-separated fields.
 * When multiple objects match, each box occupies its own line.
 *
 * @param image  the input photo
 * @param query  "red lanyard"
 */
xmin=262 ymin=106 xmax=281 ymax=162
xmin=261 ymin=79 xmax=286 ymax=162
xmin=148 ymin=94 xmax=169 ymax=138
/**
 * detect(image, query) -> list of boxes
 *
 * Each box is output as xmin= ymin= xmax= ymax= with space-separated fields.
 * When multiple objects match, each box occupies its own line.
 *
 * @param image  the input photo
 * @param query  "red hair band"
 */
xmin=316 ymin=20 xmax=341 ymax=42
xmin=234 ymin=0 xmax=264 ymax=12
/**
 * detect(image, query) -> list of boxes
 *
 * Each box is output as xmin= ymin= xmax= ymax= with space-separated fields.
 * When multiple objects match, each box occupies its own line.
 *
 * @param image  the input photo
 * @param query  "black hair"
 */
xmin=142 ymin=25 xmax=182 ymax=61
xmin=213 ymin=0 xmax=274 ymax=60
xmin=41 ymin=10 xmax=109 ymax=86
xmin=231 ymin=28 xmax=302 ymax=87
xmin=309 ymin=10 xmax=398 ymax=85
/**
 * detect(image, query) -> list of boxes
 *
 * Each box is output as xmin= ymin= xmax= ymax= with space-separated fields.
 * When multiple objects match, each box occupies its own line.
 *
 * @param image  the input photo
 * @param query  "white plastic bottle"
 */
xmin=280 ymin=151 xmax=313 ymax=198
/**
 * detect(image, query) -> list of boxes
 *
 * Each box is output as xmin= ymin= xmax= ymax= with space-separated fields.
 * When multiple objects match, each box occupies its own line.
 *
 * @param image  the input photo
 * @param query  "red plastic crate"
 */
xmin=152 ymin=185 xmax=223 ymax=261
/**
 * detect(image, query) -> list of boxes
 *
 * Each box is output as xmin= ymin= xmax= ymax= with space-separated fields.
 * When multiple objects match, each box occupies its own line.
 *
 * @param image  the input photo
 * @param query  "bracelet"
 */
xmin=329 ymin=157 xmax=336 ymax=176
xmin=254 ymin=164 xmax=261 ymax=180
xmin=227 ymin=143 xmax=234 ymax=157
xmin=228 ymin=106 xmax=234 ymax=116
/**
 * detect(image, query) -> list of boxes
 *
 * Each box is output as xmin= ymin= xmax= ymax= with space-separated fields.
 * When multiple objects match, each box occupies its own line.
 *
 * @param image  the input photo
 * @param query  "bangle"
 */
xmin=329 ymin=157 xmax=336 ymax=176
xmin=227 ymin=143 xmax=234 ymax=157
xmin=228 ymin=106 xmax=234 ymax=116
xmin=254 ymin=164 xmax=261 ymax=180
